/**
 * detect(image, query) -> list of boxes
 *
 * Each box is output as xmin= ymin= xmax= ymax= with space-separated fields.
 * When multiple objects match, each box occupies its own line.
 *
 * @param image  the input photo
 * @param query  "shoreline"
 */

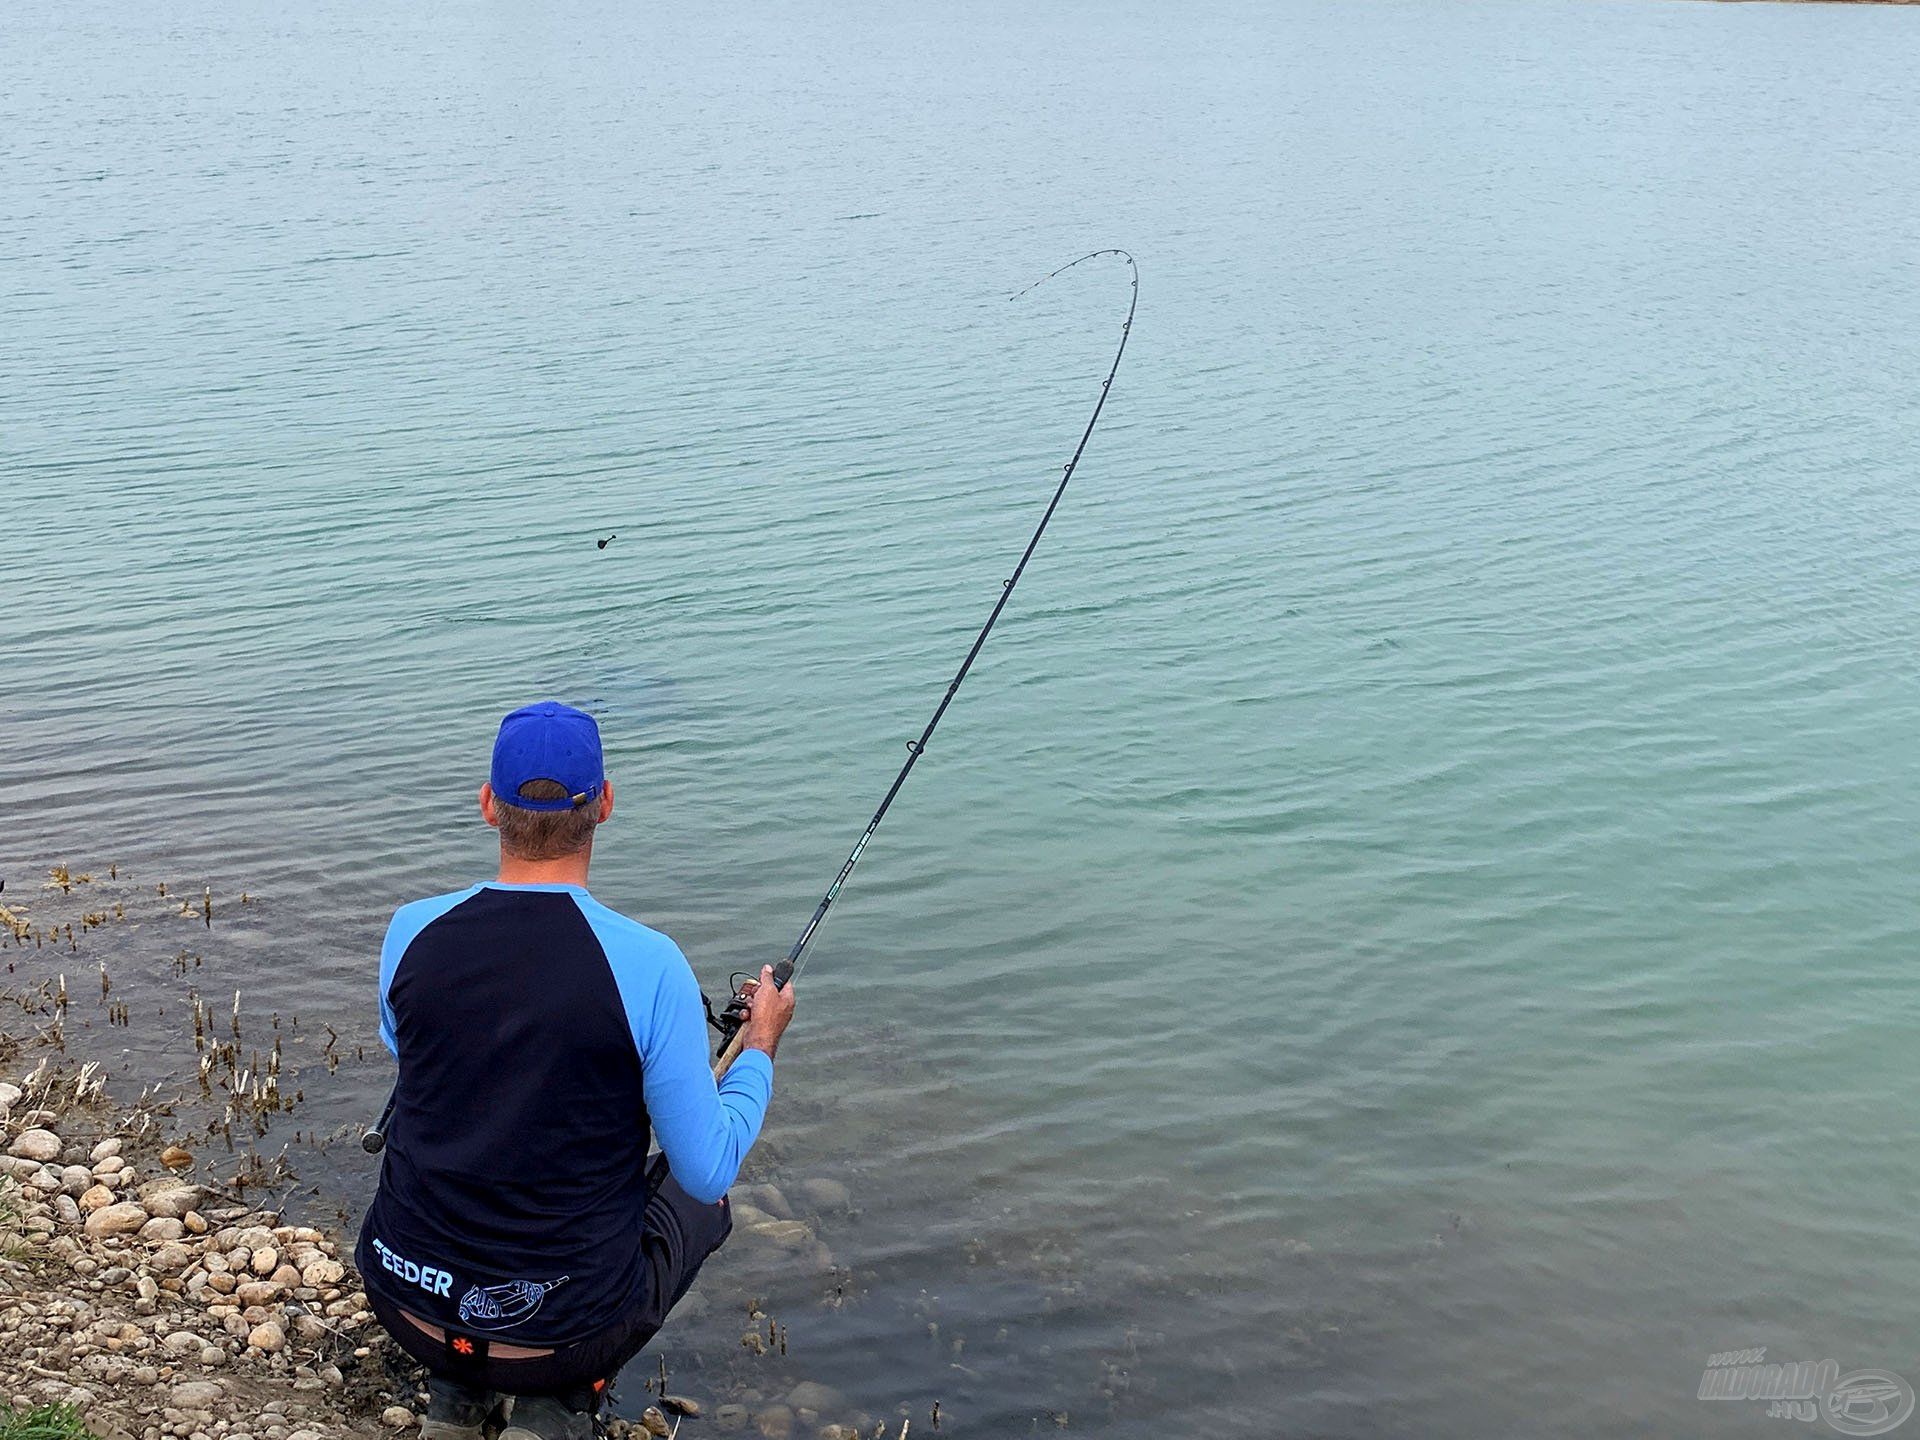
xmin=3 ymin=863 xmax=905 ymax=1440
xmin=1 ymin=1058 xmax=418 ymax=1440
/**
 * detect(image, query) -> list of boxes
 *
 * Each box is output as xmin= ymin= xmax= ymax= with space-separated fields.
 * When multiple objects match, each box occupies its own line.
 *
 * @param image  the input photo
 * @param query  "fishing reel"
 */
xmin=703 ymin=961 xmax=796 ymax=1056
xmin=703 ymin=973 xmax=756 ymax=1051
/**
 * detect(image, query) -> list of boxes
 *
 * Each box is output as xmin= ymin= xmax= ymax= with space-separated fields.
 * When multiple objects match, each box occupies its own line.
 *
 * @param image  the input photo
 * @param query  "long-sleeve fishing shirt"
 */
xmin=355 ymin=881 xmax=772 ymax=1346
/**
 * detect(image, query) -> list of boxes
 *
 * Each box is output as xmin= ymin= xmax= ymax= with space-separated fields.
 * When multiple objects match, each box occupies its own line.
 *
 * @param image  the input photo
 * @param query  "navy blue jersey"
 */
xmin=356 ymin=882 xmax=772 ymax=1346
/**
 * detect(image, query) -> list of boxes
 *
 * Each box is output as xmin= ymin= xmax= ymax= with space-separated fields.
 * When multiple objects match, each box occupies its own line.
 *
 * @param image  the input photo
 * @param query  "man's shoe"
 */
xmin=499 ymin=1394 xmax=596 ymax=1440
xmin=420 ymin=1376 xmax=498 ymax=1440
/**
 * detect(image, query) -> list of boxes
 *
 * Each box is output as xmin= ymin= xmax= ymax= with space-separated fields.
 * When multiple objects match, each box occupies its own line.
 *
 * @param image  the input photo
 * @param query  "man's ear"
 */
xmin=597 ymin=780 xmax=615 ymax=825
xmin=480 ymin=783 xmax=500 ymax=829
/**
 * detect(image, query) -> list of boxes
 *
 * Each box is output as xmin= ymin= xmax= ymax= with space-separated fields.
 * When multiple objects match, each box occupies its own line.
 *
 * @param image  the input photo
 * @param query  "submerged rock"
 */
xmin=786 ymin=1380 xmax=845 ymax=1415
xmin=795 ymin=1178 xmax=852 ymax=1214
xmin=748 ymin=1219 xmax=815 ymax=1253
xmin=738 ymin=1182 xmax=794 ymax=1220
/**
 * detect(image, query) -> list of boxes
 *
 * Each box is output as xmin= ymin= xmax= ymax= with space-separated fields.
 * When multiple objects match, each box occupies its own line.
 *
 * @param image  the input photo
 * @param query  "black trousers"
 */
xmin=370 ymin=1156 xmax=732 ymax=1399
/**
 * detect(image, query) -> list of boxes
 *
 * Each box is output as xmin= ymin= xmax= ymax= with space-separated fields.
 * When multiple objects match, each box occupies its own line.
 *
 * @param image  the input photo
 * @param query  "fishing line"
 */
xmin=365 ymin=250 xmax=1138 ymax=1147
xmin=709 ymin=248 xmax=1138 ymax=1069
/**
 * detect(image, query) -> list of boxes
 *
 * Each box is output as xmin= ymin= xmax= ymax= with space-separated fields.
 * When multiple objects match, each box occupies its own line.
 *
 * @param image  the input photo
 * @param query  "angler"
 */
xmin=360 ymin=250 xmax=1134 ymax=1438
xmin=357 ymin=701 xmax=796 ymax=1440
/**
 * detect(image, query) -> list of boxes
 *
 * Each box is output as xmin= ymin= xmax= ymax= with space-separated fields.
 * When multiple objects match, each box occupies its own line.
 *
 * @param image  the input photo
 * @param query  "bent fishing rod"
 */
xmin=708 ymin=247 xmax=1138 ymax=1077
xmin=365 ymin=250 xmax=1135 ymax=1148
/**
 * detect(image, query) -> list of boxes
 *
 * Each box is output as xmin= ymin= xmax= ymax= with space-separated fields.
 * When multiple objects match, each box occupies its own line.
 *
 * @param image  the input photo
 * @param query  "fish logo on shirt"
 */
xmin=456 ymin=1274 xmax=571 ymax=1331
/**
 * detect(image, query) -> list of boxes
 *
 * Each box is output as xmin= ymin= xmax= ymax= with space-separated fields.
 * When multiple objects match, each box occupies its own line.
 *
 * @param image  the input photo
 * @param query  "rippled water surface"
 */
xmin=6 ymin=0 xmax=1920 ymax=1434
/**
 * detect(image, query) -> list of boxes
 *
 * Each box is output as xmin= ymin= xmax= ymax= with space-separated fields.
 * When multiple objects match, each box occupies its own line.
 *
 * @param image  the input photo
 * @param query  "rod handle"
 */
xmin=712 ymin=1030 xmax=747 ymax=1079
xmin=363 ymin=1088 xmax=397 ymax=1154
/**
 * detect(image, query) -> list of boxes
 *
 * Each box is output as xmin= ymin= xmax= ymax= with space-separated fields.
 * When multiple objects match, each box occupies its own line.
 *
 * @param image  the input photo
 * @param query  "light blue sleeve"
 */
xmin=576 ymin=896 xmax=774 ymax=1204
xmin=379 ymin=888 xmax=480 ymax=1058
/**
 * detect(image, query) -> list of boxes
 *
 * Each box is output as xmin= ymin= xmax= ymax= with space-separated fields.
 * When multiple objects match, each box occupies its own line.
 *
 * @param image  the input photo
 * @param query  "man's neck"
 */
xmin=495 ymin=849 xmax=592 ymax=889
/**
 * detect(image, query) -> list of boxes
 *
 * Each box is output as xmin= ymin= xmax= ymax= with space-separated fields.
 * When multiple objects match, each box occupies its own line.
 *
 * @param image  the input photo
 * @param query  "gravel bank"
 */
xmin=0 ymin=1066 xmax=422 ymax=1440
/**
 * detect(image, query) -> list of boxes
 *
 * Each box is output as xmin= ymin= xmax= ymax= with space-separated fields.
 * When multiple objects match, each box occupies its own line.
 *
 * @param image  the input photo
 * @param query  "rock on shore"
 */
xmin=2 ymin=1097 xmax=413 ymax=1438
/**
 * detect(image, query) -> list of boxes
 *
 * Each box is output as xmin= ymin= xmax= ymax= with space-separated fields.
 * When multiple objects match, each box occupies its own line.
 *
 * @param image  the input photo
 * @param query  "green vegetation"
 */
xmin=0 ymin=1404 xmax=101 ymax=1440
xmin=0 ymin=1178 xmax=29 ymax=1262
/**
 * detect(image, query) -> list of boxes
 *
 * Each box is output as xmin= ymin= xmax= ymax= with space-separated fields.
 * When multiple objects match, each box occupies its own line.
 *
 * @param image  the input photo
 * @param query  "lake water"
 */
xmin=6 ymin=0 xmax=1920 ymax=1434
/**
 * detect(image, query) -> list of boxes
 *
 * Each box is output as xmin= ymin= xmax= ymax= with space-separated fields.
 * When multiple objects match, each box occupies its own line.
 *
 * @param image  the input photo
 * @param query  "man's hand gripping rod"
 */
xmin=708 ymin=249 xmax=1137 ymax=1080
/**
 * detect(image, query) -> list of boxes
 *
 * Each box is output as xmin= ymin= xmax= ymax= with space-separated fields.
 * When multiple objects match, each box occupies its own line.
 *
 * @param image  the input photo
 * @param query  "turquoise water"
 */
xmin=6 ymin=0 xmax=1920 ymax=1433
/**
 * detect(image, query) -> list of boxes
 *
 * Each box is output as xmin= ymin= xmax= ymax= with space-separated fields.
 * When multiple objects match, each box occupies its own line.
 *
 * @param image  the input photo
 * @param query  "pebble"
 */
xmin=380 ymin=1406 xmax=415 ymax=1429
xmin=149 ymin=1243 xmax=195 ymax=1274
xmin=86 ymin=1201 xmax=151 ymax=1238
xmin=752 ymin=1404 xmax=794 ymax=1440
xmin=7 ymin=1128 xmax=62 ymax=1163
xmin=91 ymin=1138 xmax=124 ymax=1163
xmin=660 ymin=1396 xmax=703 ymax=1418
xmin=171 ymin=1379 xmax=226 ymax=1409
xmin=300 ymin=1259 xmax=344 ymax=1288
xmin=713 ymin=1404 xmax=750 ymax=1434
xmin=640 ymin=1407 xmax=671 ymax=1437
xmin=81 ymin=1184 xmax=118 ymax=1212
xmin=142 ymin=1184 xmax=205 ymax=1220
xmin=161 ymin=1146 xmax=194 ymax=1171
xmin=0 ymin=1081 xmax=23 ymax=1110
xmin=247 ymin=1321 xmax=287 ymax=1354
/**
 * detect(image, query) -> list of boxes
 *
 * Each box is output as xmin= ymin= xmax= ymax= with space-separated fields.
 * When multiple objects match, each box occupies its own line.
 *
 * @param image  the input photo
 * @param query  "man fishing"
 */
xmin=357 ymin=701 xmax=796 ymax=1440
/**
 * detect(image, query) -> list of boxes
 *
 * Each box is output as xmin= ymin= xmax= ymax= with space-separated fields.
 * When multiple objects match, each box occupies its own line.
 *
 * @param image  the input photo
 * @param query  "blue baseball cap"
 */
xmin=490 ymin=701 xmax=605 ymax=811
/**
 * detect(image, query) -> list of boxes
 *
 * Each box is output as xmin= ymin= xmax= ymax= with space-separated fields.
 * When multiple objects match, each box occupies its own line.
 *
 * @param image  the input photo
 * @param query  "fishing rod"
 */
xmin=709 ymin=248 xmax=1138 ymax=1076
xmin=364 ymin=251 xmax=1136 ymax=1148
